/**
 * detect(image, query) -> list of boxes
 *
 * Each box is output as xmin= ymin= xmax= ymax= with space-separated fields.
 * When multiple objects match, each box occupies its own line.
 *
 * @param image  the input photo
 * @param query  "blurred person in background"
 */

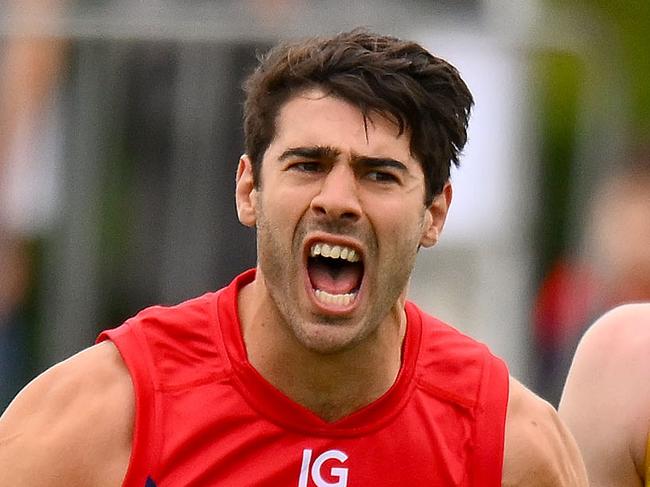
xmin=533 ymin=150 xmax=650 ymax=406
xmin=0 ymin=30 xmax=586 ymax=486
xmin=559 ymin=303 xmax=650 ymax=486
xmin=585 ymin=153 xmax=650 ymax=308
xmin=0 ymin=0 xmax=67 ymax=408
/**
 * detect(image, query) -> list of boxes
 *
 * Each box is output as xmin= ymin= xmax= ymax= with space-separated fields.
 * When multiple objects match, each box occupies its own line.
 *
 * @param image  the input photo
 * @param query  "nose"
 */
xmin=310 ymin=165 xmax=362 ymax=222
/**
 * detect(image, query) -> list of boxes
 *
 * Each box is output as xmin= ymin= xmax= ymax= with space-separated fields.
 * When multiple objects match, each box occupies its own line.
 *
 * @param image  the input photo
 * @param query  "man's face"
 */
xmin=237 ymin=89 xmax=450 ymax=354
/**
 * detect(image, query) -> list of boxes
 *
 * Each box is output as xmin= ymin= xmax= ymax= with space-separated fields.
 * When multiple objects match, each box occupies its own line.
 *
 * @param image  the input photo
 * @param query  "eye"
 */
xmin=289 ymin=161 xmax=322 ymax=173
xmin=366 ymin=170 xmax=399 ymax=183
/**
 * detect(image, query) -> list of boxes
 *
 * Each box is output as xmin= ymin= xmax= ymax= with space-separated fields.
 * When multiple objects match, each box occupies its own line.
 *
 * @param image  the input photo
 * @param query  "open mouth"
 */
xmin=307 ymin=242 xmax=364 ymax=307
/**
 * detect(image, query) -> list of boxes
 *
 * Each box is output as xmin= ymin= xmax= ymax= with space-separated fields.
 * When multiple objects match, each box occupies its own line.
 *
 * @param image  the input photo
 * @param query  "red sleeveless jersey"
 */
xmin=98 ymin=269 xmax=509 ymax=486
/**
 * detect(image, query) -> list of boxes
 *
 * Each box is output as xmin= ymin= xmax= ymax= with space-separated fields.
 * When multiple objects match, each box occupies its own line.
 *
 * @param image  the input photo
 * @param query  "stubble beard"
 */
xmin=255 ymin=209 xmax=364 ymax=354
xmin=254 ymin=203 xmax=422 ymax=356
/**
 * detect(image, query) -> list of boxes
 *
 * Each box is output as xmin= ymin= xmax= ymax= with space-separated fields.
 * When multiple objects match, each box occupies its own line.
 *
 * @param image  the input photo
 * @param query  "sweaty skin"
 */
xmin=0 ymin=91 xmax=588 ymax=486
xmin=560 ymin=303 xmax=650 ymax=487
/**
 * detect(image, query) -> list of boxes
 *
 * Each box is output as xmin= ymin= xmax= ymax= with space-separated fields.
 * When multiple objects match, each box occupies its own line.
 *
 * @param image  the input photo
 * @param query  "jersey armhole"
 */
xmin=471 ymin=351 xmax=509 ymax=486
xmin=98 ymin=323 xmax=161 ymax=486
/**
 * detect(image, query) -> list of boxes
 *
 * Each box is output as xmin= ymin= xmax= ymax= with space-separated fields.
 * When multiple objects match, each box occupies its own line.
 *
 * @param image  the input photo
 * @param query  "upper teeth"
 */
xmin=310 ymin=243 xmax=360 ymax=262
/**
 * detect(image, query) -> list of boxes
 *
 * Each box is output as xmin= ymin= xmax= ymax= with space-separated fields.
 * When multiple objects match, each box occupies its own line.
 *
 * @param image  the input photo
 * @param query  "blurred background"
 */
xmin=1 ymin=0 xmax=649 ymax=410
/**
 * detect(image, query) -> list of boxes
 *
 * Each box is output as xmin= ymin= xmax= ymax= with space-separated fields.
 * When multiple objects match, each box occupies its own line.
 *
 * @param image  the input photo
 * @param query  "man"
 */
xmin=0 ymin=30 xmax=586 ymax=486
xmin=560 ymin=303 xmax=650 ymax=486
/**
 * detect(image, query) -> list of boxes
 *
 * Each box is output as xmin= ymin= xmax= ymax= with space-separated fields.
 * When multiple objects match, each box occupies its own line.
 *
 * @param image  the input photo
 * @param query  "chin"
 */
xmin=293 ymin=320 xmax=367 ymax=355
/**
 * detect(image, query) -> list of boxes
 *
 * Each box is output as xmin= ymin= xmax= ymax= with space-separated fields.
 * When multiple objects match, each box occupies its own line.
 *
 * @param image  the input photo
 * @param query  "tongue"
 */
xmin=309 ymin=260 xmax=362 ymax=295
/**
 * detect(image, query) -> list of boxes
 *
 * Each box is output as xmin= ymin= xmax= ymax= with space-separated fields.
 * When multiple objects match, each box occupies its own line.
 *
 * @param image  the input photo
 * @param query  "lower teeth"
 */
xmin=314 ymin=289 xmax=356 ymax=306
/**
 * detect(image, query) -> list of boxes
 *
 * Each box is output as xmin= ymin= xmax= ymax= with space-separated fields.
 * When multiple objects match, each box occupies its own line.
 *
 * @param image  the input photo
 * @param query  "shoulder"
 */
xmin=120 ymin=291 xmax=220 ymax=349
xmin=502 ymin=377 xmax=588 ymax=486
xmin=567 ymin=302 xmax=650 ymax=364
xmin=559 ymin=303 xmax=650 ymax=485
xmin=560 ymin=303 xmax=650 ymax=405
xmin=0 ymin=341 xmax=133 ymax=487
xmin=415 ymin=306 xmax=508 ymax=405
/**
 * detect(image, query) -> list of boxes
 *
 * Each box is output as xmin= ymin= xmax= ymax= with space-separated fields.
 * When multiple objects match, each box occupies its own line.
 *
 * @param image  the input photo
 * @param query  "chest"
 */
xmin=140 ymin=384 xmax=484 ymax=487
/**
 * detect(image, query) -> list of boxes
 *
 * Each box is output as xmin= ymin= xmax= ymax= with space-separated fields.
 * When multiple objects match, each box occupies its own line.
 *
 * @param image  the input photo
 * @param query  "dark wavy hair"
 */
xmin=243 ymin=29 xmax=473 ymax=206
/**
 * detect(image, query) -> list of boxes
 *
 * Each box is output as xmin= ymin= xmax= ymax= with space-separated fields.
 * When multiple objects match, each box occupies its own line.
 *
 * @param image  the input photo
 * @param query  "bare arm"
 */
xmin=0 ymin=341 xmax=134 ymax=486
xmin=559 ymin=304 xmax=650 ymax=487
xmin=502 ymin=377 xmax=588 ymax=486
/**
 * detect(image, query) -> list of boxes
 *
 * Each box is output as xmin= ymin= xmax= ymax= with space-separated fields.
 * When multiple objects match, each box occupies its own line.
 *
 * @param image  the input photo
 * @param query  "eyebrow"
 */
xmin=355 ymin=157 xmax=408 ymax=172
xmin=278 ymin=146 xmax=341 ymax=162
xmin=278 ymin=145 xmax=408 ymax=172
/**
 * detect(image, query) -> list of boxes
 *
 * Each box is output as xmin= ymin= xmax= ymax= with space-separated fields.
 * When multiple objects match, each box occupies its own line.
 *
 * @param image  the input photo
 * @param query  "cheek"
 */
xmin=256 ymin=191 xmax=308 ymax=254
xmin=263 ymin=176 xmax=316 ymax=212
xmin=376 ymin=199 xmax=426 ymax=232
xmin=369 ymin=207 xmax=425 ymax=257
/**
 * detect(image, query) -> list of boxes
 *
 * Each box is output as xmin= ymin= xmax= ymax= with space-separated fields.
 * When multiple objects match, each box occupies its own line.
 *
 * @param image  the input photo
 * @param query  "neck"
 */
xmin=237 ymin=277 xmax=407 ymax=422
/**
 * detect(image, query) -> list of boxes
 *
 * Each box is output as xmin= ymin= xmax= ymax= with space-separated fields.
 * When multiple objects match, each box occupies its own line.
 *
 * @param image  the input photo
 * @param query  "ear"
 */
xmin=419 ymin=181 xmax=452 ymax=248
xmin=235 ymin=154 xmax=257 ymax=227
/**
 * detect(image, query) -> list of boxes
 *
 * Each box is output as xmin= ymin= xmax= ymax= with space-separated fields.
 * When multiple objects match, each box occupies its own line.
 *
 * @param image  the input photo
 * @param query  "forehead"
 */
xmin=268 ymin=89 xmax=415 ymax=162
